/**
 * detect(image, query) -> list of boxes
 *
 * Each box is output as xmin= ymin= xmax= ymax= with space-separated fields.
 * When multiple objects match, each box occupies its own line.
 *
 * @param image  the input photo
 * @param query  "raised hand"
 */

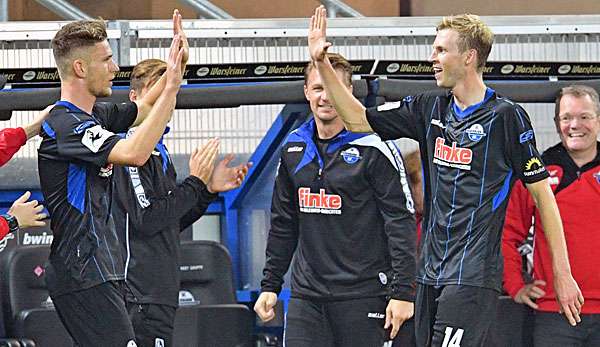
xmin=207 ymin=154 xmax=252 ymax=193
xmin=189 ymin=138 xmax=220 ymax=185
xmin=165 ymin=32 xmax=185 ymax=90
xmin=308 ymin=5 xmax=332 ymax=63
xmin=172 ymin=9 xmax=189 ymax=68
xmin=8 ymin=191 xmax=46 ymax=228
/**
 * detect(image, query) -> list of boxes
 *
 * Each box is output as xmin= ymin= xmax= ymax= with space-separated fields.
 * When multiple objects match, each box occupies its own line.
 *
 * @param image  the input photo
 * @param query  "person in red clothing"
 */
xmin=0 ymin=106 xmax=50 ymax=166
xmin=0 ymin=107 xmax=51 ymax=240
xmin=503 ymin=84 xmax=600 ymax=346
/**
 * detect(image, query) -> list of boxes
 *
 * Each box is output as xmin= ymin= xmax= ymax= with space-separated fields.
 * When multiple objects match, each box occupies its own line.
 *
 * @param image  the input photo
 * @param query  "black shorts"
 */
xmin=285 ymin=296 xmax=414 ymax=347
xmin=52 ymin=280 xmax=136 ymax=347
xmin=415 ymin=284 xmax=498 ymax=347
xmin=127 ymin=302 xmax=176 ymax=347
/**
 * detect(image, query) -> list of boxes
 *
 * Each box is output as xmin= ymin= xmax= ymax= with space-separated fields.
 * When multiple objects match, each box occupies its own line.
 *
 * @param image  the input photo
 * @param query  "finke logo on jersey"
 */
xmin=341 ymin=147 xmax=361 ymax=164
xmin=430 ymin=118 xmax=446 ymax=129
xmin=298 ymin=187 xmax=342 ymax=215
xmin=0 ymin=233 xmax=15 ymax=253
xmin=81 ymin=125 xmax=113 ymax=153
xmin=519 ymin=130 xmax=534 ymax=144
xmin=465 ymin=124 xmax=486 ymax=142
xmin=523 ymin=157 xmax=546 ymax=177
xmin=433 ymin=137 xmax=473 ymax=170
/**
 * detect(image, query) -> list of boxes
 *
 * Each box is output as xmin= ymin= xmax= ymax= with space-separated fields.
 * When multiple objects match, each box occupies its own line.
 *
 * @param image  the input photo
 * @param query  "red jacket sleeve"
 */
xmin=0 ymin=127 xmax=27 ymax=167
xmin=502 ymin=180 xmax=535 ymax=298
xmin=0 ymin=217 xmax=9 ymax=241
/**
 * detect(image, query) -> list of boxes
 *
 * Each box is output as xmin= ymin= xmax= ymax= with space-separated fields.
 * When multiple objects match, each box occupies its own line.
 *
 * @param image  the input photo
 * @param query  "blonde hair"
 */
xmin=130 ymin=59 xmax=166 ymax=93
xmin=437 ymin=14 xmax=494 ymax=71
xmin=51 ymin=19 xmax=107 ymax=78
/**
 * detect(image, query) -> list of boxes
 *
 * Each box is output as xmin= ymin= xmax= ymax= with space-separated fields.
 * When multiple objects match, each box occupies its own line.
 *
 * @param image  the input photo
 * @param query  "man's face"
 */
xmin=557 ymin=94 xmax=600 ymax=154
xmin=85 ymin=40 xmax=119 ymax=98
xmin=428 ymin=29 xmax=468 ymax=88
xmin=304 ymin=68 xmax=351 ymax=123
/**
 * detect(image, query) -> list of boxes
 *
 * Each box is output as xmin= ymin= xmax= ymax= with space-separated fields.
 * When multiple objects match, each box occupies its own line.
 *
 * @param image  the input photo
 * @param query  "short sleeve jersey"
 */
xmin=366 ymin=88 xmax=549 ymax=291
xmin=38 ymin=100 xmax=137 ymax=297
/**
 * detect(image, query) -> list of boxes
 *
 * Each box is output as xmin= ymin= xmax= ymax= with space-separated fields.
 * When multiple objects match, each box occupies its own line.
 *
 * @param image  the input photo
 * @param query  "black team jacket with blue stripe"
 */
xmin=261 ymin=119 xmax=417 ymax=302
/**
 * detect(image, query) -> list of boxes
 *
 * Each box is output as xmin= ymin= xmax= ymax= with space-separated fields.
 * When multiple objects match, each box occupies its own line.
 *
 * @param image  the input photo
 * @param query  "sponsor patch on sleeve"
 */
xmin=81 ymin=125 xmax=114 ymax=153
xmin=523 ymin=156 xmax=546 ymax=177
xmin=519 ymin=130 xmax=534 ymax=144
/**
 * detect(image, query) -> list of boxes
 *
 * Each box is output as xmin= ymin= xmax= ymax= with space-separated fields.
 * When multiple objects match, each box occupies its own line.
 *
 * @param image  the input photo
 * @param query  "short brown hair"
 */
xmin=305 ymin=53 xmax=353 ymax=86
xmin=130 ymin=59 xmax=167 ymax=93
xmin=554 ymin=85 xmax=600 ymax=121
xmin=51 ymin=19 xmax=107 ymax=78
xmin=437 ymin=14 xmax=494 ymax=71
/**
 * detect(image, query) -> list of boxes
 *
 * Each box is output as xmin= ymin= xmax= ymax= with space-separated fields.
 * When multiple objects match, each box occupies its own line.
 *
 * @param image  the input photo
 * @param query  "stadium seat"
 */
xmin=0 ymin=245 xmax=72 ymax=346
xmin=172 ymin=241 xmax=254 ymax=347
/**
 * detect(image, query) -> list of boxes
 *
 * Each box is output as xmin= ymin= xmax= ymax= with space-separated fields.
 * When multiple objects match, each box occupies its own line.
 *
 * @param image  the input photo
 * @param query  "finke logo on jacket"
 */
xmin=298 ymin=187 xmax=342 ymax=215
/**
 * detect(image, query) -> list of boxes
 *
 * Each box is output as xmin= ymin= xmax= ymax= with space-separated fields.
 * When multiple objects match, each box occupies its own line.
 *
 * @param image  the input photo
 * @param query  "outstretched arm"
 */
xmin=308 ymin=6 xmax=371 ymax=132
xmin=131 ymin=9 xmax=189 ymax=127
xmin=526 ymin=180 xmax=583 ymax=325
xmin=108 ymin=31 xmax=184 ymax=166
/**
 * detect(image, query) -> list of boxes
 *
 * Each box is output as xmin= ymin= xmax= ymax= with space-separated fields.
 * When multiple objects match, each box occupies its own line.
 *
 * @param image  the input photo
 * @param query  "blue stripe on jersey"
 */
xmin=42 ymin=121 xmax=56 ymax=139
xmin=478 ymin=113 xmax=496 ymax=205
xmin=458 ymin=211 xmax=477 ymax=284
xmin=492 ymin=170 xmax=513 ymax=211
xmin=458 ymin=114 xmax=496 ymax=283
xmin=67 ymin=164 xmax=86 ymax=213
xmin=437 ymin=131 xmax=468 ymax=284
xmin=425 ymin=97 xmax=440 ymax=139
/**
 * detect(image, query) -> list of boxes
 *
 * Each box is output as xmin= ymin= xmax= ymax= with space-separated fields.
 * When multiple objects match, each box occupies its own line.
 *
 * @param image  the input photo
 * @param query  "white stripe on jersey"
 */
xmin=350 ymin=134 xmax=415 ymax=214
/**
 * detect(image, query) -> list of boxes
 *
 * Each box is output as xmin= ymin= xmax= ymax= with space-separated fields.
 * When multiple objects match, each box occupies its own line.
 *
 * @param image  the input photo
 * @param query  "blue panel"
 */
xmin=492 ymin=170 xmax=513 ymax=211
xmin=42 ymin=121 xmax=56 ymax=139
xmin=67 ymin=164 xmax=86 ymax=213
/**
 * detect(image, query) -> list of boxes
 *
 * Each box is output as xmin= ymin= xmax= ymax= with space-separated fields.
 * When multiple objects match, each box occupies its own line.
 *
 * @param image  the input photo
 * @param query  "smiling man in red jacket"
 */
xmin=503 ymin=85 xmax=600 ymax=346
